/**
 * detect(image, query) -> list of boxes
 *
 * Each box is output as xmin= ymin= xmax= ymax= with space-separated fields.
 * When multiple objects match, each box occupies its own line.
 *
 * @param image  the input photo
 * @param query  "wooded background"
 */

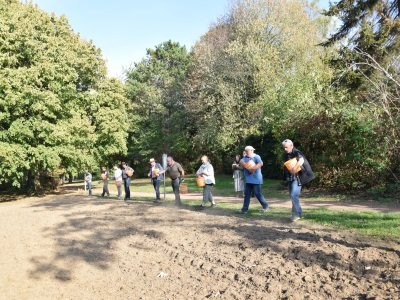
xmin=1 ymin=0 xmax=399 ymax=195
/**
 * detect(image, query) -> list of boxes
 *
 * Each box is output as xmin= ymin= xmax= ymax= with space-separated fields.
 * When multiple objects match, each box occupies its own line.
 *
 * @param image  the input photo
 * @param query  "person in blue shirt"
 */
xmin=238 ymin=146 xmax=269 ymax=214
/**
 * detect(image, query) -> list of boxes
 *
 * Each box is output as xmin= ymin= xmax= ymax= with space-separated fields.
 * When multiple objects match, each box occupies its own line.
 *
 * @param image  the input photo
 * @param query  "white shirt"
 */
xmin=114 ymin=168 xmax=122 ymax=181
xmin=196 ymin=162 xmax=215 ymax=185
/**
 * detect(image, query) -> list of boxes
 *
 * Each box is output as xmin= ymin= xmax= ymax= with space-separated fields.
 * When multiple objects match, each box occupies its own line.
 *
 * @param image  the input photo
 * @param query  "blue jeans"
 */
xmin=241 ymin=183 xmax=268 ymax=212
xmin=152 ymin=179 xmax=161 ymax=199
xmin=123 ymin=177 xmax=131 ymax=199
xmin=86 ymin=182 xmax=92 ymax=196
xmin=288 ymin=179 xmax=302 ymax=217
xmin=171 ymin=178 xmax=182 ymax=205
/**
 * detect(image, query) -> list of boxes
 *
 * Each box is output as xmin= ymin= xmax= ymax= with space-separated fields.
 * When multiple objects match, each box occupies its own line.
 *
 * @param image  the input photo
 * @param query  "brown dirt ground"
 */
xmin=0 ymin=186 xmax=399 ymax=300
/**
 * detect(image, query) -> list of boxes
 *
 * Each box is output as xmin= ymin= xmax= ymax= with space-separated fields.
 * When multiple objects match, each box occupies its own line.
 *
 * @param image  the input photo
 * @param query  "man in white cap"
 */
xmin=147 ymin=158 xmax=164 ymax=202
xmin=238 ymin=145 xmax=269 ymax=214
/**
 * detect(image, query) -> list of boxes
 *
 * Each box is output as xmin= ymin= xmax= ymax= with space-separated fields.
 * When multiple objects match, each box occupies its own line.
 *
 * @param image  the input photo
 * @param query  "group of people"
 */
xmin=84 ymin=156 xmax=185 ymax=204
xmin=231 ymin=140 xmax=314 ymax=221
xmin=84 ymin=139 xmax=314 ymax=222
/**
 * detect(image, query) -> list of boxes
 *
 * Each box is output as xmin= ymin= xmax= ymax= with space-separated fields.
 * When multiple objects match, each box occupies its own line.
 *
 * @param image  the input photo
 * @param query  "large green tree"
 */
xmin=0 ymin=0 xmax=128 ymax=192
xmin=125 ymin=40 xmax=191 ymax=173
xmin=185 ymin=0 xmax=332 ymax=163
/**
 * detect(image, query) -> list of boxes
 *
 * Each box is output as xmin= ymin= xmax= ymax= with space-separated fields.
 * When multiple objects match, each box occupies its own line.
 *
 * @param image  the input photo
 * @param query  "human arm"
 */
xmin=290 ymin=157 xmax=304 ymax=175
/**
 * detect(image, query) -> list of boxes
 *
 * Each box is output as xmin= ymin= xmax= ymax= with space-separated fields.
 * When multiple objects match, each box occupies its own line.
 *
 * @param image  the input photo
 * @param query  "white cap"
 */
xmin=244 ymin=145 xmax=255 ymax=151
xmin=149 ymin=158 xmax=155 ymax=163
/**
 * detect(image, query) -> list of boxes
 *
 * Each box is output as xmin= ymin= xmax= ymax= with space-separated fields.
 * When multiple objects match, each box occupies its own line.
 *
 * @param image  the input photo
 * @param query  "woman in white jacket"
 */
xmin=196 ymin=155 xmax=216 ymax=208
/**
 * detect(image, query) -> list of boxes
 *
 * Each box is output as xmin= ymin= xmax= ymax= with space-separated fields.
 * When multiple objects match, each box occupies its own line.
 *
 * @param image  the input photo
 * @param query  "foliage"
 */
xmin=320 ymin=0 xmax=400 ymax=188
xmin=184 ymin=0 xmax=334 ymax=170
xmin=125 ymin=40 xmax=192 ymax=175
xmin=0 ymin=0 xmax=128 ymax=192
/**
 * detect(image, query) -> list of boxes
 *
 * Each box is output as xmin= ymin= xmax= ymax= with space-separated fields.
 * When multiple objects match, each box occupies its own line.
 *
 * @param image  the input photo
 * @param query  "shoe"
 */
xmin=237 ymin=209 xmax=248 ymax=214
xmin=153 ymin=199 xmax=161 ymax=203
xmin=259 ymin=207 xmax=269 ymax=213
xmin=211 ymin=203 xmax=217 ymax=208
xmin=198 ymin=205 xmax=206 ymax=210
xmin=291 ymin=215 xmax=301 ymax=222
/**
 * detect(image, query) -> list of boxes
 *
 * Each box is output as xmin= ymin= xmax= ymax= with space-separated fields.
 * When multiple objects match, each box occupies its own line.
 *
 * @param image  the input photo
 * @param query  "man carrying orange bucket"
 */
xmin=196 ymin=155 xmax=216 ymax=209
xmin=238 ymin=146 xmax=269 ymax=214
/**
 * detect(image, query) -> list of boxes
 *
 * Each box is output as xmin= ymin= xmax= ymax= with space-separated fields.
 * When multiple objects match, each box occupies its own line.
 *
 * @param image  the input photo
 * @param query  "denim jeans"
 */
xmin=288 ymin=179 xmax=302 ymax=217
xmin=241 ymin=183 xmax=268 ymax=212
xmin=123 ymin=177 xmax=131 ymax=199
xmin=86 ymin=182 xmax=92 ymax=196
xmin=202 ymin=184 xmax=215 ymax=206
xmin=152 ymin=178 xmax=161 ymax=199
xmin=171 ymin=178 xmax=182 ymax=205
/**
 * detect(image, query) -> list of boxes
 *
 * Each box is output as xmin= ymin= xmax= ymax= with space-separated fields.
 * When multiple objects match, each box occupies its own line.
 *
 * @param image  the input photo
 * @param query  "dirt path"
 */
xmin=0 ymin=192 xmax=399 ymax=300
xmin=132 ymin=190 xmax=400 ymax=213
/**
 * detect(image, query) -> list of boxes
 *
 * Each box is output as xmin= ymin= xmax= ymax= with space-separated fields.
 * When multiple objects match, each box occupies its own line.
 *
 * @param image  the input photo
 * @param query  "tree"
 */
xmin=0 ymin=0 xmax=128 ymax=192
xmin=321 ymin=0 xmax=400 ymax=188
xmin=125 ymin=41 xmax=191 ymax=173
xmin=185 ymin=0 xmax=331 ymax=156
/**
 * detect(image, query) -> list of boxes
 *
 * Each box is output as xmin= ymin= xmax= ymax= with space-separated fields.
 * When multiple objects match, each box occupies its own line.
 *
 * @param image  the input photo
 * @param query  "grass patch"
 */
xmin=303 ymin=208 xmax=400 ymax=239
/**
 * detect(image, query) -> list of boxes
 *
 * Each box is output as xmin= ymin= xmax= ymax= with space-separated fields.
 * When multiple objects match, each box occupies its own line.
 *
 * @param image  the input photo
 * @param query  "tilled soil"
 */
xmin=0 ymin=193 xmax=399 ymax=300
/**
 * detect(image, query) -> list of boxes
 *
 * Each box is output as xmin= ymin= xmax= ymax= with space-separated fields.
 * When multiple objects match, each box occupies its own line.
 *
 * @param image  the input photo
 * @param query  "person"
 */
xmin=282 ymin=139 xmax=315 ymax=222
xmin=196 ymin=155 xmax=216 ymax=208
xmin=113 ymin=164 xmax=123 ymax=200
xmin=238 ymin=146 xmax=269 ymax=214
xmin=159 ymin=156 xmax=185 ymax=206
xmin=148 ymin=158 xmax=164 ymax=202
xmin=232 ymin=154 xmax=244 ymax=198
xmin=84 ymin=171 xmax=92 ymax=196
xmin=101 ymin=167 xmax=110 ymax=197
xmin=121 ymin=162 xmax=134 ymax=200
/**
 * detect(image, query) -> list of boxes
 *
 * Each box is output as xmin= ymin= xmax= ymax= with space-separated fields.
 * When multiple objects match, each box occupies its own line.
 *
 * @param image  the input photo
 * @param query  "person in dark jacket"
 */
xmin=282 ymin=139 xmax=315 ymax=222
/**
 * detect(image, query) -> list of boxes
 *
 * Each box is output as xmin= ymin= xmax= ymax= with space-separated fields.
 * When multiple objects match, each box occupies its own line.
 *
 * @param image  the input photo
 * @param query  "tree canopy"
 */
xmin=0 ymin=0 xmax=128 ymax=192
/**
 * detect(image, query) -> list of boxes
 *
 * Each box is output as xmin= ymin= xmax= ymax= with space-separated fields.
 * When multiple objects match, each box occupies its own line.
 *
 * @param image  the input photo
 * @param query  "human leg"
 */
xmin=253 ymin=184 xmax=268 ymax=209
xmin=117 ymin=184 xmax=122 ymax=200
xmin=240 ymin=183 xmax=252 ymax=212
xmin=105 ymin=181 xmax=110 ymax=196
xmin=153 ymin=179 xmax=161 ymax=199
xmin=124 ymin=177 xmax=131 ymax=200
xmin=87 ymin=182 xmax=92 ymax=196
xmin=289 ymin=179 xmax=302 ymax=217
xmin=171 ymin=178 xmax=182 ymax=205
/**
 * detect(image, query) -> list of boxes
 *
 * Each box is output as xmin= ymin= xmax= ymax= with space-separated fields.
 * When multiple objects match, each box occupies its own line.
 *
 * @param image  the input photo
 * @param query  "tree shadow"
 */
xmin=28 ymin=196 xmax=164 ymax=281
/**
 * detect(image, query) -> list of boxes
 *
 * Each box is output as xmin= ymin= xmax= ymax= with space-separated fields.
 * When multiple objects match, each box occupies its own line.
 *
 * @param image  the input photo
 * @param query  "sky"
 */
xmin=31 ymin=0 xmax=333 ymax=79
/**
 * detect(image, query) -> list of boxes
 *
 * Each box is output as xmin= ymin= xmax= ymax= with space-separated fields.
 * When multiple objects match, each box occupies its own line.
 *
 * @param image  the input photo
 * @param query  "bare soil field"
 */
xmin=0 ymin=191 xmax=399 ymax=300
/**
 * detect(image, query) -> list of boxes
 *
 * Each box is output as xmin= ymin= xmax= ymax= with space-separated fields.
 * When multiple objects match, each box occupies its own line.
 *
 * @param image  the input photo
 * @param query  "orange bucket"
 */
xmin=196 ymin=176 xmax=205 ymax=187
xmin=180 ymin=183 xmax=188 ymax=194
xmin=243 ymin=160 xmax=255 ymax=170
xmin=284 ymin=158 xmax=301 ymax=173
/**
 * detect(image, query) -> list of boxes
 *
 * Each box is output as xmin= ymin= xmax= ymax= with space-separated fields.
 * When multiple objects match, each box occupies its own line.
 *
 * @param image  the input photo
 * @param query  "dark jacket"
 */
xmin=284 ymin=148 xmax=315 ymax=185
xmin=298 ymin=156 xmax=315 ymax=185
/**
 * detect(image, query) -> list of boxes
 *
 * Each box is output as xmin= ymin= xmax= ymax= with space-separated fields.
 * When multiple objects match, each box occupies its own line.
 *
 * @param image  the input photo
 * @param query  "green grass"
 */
xmin=88 ymin=174 xmax=400 ymax=239
xmin=303 ymin=208 xmax=400 ymax=239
